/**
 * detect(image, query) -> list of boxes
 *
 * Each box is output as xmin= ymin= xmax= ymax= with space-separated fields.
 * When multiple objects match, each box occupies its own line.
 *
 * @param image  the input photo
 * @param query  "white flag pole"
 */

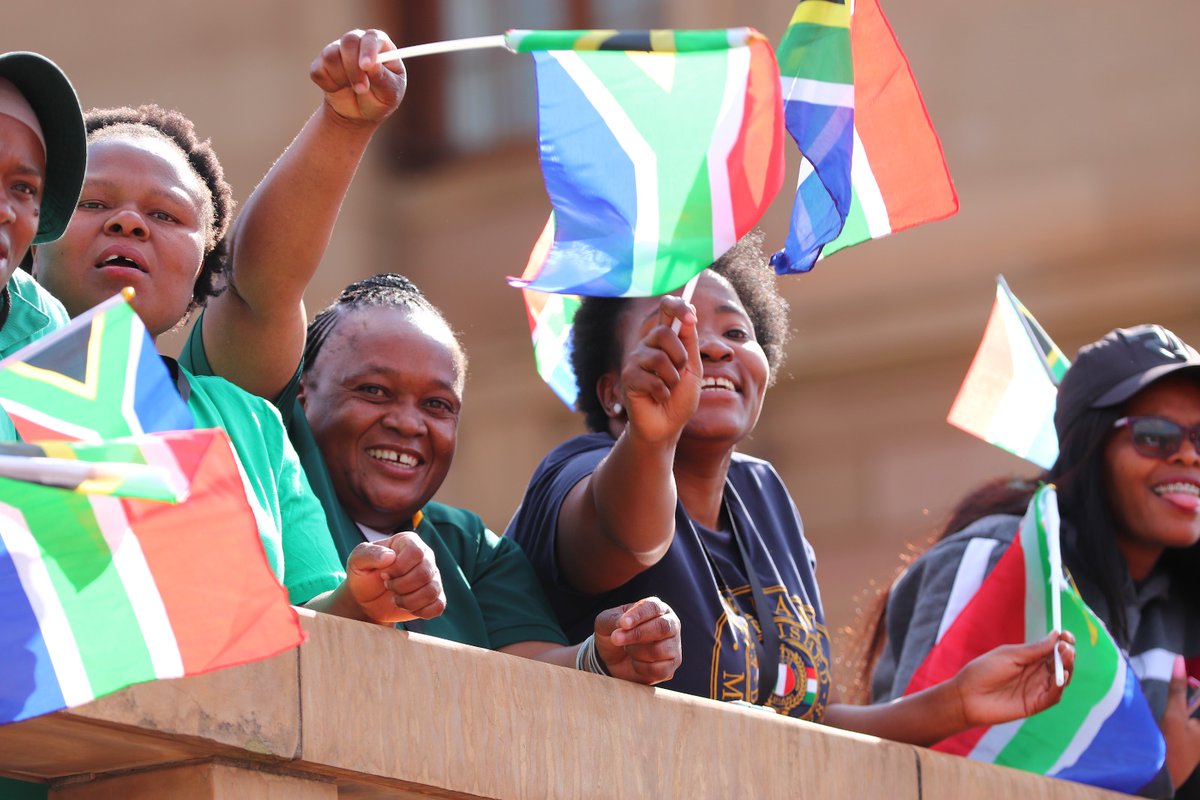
xmin=1043 ymin=487 xmax=1066 ymax=686
xmin=671 ymin=274 xmax=702 ymax=334
xmin=0 ymin=455 xmax=172 ymax=493
xmin=376 ymin=35 xmax=508 ymax=64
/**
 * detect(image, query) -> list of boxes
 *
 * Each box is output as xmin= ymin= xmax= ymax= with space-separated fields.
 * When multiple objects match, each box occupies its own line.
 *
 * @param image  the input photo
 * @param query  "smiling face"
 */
xmin=1103 ymin=374 xmax=1200 ymax=579
xmin=299 ymin=306 xmax=465 ymax=531
xmin=617 ymin=270 xmax=770 ymax=446
xmin=32 ymin=135 xmax=210 ymax=336
xmin=0 ymin=113 xmax=45 ymax=284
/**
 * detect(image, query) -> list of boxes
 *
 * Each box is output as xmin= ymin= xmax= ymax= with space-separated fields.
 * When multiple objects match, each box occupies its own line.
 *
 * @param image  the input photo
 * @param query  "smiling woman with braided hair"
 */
xmin=291 ymin=272 xmax=683 ymax=684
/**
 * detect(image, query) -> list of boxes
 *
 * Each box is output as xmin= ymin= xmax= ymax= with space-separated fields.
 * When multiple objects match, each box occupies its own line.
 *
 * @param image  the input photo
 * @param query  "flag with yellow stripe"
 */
xmin=0 ymin=292 xmax=193 ymax=442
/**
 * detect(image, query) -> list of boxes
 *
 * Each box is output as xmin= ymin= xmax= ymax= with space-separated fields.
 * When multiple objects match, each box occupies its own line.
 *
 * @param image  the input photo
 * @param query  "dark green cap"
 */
xmin=0 ymin=51 xmax=86 ymax=244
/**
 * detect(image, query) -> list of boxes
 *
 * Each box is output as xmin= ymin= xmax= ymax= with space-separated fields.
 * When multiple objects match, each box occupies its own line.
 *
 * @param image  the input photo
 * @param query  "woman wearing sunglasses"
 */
xmin=870 ymin=324 xmax=1200 ymax=794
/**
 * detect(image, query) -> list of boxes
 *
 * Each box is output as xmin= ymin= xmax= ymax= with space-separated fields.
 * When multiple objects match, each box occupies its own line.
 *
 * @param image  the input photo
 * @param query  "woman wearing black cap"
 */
xmin=870 ymin=324 xmax=1200 ymax=795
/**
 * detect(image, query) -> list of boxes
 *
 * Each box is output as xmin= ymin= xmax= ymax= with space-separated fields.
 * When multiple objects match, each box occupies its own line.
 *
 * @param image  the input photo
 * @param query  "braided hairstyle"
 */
xmin=303 ymin=273 xmax=467 ymax=379
xmin=84 ymin=105 xmax=234 ymax=308
xmin=571 ymin=230 xmax=790 ymax=433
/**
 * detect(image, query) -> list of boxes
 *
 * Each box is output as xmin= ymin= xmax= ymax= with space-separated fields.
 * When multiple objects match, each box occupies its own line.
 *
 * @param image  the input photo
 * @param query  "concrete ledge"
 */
xmin=0 ymin=609 xmax=1129 ymax=799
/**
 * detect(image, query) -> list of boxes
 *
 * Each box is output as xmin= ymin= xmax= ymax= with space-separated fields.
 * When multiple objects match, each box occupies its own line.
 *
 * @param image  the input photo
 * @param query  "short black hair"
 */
xmin=84 ymin=104 xmax=233 ymax=308
xmin=303 ymin=273 xmax=467 ymax=378
xmin=571 ymin=230 xmax=789 ymax=433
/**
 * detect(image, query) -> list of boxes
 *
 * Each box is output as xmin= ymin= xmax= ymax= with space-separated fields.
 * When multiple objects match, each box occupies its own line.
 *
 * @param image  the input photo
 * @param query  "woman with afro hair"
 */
xmin=507 ymin=231 xmax=1076 ymax=742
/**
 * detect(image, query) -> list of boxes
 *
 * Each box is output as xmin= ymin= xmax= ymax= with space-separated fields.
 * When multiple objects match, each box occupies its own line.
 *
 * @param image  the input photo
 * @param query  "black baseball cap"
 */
xmin=0 ymin=51 xmax=86 ymax=244
xmin=1055 ymin=324 xmax=1200 ymax=440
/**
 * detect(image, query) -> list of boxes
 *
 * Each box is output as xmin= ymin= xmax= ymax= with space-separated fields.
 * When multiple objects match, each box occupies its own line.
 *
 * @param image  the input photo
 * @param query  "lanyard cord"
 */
xmin=690 ymin=491 xmax=781 ymax=705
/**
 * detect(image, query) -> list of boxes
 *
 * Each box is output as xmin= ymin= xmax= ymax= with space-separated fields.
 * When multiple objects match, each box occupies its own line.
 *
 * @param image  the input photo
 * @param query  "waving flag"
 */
xmin=506 ymin=27 xmax=785 ymax=297
xmin=770 ymin=0 xmax=854 ymax=273
xmin=947 ymin=276 xmax=1068 ymax=469
xmin=521 ymin=217 xmax=582 ymax=408
xmin=0 ymin=291 xmax=193 ymax=442
xmin=771 ymin=0 xmax=958 ymax=273
xmin=904 ymin=485 xmax=1165 ymax=794
xmin=0 ymin=438 xmax=188 ymax=502
xmin=0 ymin=428 xmax=302 ymax=725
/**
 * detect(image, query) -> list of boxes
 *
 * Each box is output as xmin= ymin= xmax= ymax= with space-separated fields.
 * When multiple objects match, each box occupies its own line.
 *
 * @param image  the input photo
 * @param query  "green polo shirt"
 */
xmin=0 ymin=272 xmax=71 ymax=441
xmin=0 ymin=271 xmax=70 ymax=360
xmin=179 ymin=315 xmax=568 ymax=650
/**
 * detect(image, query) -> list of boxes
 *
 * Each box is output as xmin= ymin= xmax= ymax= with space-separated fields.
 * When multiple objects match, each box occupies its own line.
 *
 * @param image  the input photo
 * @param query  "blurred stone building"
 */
xmin=10 ymin=0 xmax=1199 ymax=680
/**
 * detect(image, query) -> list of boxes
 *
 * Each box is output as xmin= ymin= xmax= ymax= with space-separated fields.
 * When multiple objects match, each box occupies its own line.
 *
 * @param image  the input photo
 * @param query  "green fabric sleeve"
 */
xmin=178 ymin=310 xmax=303 ymax=425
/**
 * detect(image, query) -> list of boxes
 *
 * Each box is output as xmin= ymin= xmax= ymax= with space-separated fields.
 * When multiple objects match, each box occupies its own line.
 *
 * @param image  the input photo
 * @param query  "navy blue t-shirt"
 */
xmin=506 ymin=433 xmax=832 ymax=721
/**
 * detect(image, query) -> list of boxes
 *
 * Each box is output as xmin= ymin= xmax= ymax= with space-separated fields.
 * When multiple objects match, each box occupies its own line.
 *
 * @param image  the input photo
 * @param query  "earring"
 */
xmin=612 ymin=402 xmax=623 ymax=415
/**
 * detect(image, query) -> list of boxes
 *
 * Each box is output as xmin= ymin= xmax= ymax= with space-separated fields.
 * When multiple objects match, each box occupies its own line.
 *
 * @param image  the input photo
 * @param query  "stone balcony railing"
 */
xmin=0 ymin=609 xmax=1128 ymax=799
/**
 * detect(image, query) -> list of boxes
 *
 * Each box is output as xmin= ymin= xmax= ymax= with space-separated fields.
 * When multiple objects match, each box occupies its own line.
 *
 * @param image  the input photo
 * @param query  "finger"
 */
xmin=611 ymin=610 xmax=679 ymax=647
xmin=656 ymin=295 xmax=696 ymax=332
xmin=641 ymin=327 xmax=690 ymax=373
xmin=1057 ymin=639 xmax=1076 ymax=675
xmin=357 ymin=29 xmax=383 ymax=72
xmin=393 ymin=581 xmax=446 ymax=619
xmin=630 ymin=655 xmax=681 ymax=685
xmin=616 ymin=597 xmax=670 ymax=628
xmin=607 ymin=597 xmax=670 ymax=638
xmin=676 ymin=307 xmax=701 ymax=380
xmin=657 ymin=294 xmax=700 ymax=378
xmin=385 ymin=557 xmax=439 ymax=597
xmin=367 ymin=28 xmax=405 ymax=75
xmin=1021 ymin=631 xmax=1062 ymax=663
xmin=1170 ymin=655 xmax=1189 ymax=710
xmin=1188 ymin=677 xmax=1200 ymax=717
xmin=310 ymin=41 xmax=351 ymax=94
xmin=593 ymin=605 xmax=625 ymax=638
xmin=346 ymin=541 xmax=397 ymax=574
xmin=650 ymin=299 xmax=700 ymax=381
xmin=337 ymin=30 xmax=370 ymax=94
xmin=632 ymin=348 xmax=683 ymax=389
xmin=379 ymin=531 xmax=422 ymax=566
xmin=621 ymin=636 xmax=681 ymax=667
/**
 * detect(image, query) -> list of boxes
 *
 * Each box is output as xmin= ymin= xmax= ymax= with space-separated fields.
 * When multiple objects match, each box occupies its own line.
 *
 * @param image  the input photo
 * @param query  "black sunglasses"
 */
xmin=1112 ymin=416 xmax=1200 ymax=460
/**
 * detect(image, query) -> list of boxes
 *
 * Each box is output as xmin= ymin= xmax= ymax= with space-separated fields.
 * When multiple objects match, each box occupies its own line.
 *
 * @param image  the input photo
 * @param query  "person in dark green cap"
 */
xmin=0 ymin=51 xmax=85 ymax=359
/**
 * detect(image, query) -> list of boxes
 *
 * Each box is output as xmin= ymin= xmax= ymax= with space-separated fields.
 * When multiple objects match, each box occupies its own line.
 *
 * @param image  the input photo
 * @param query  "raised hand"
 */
xmin=592 ymin=596 xmax=682 ymax=685
xmin=310 ymin=28 xmax=406 ymax=125
xmin=619 ymin=295 xmax=701 ymax=446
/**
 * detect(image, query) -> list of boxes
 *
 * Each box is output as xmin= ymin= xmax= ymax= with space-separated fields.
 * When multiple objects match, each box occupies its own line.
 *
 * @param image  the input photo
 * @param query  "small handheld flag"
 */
xmin=0 ymin=428 xmax=303 ymax=725
xmin=771 ymin=0 xmax=958 ymax=272
xmin=505 ymin=28 xmax=785 ymax=298
xmin=520 ymin=218 xmax=582 ymax=408
xmin=0 ymin=291 xmax=193 ymax=442
xmin=948 ymin=276 xmax=1068 ymax=469
xmin=904 ymin=485 xmax=1165 ymax=793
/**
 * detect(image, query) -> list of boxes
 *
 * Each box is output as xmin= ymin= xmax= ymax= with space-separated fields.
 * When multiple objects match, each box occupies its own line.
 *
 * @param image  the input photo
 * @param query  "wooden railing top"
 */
xmin=0 ymin=609 xmax=1127 ymax=799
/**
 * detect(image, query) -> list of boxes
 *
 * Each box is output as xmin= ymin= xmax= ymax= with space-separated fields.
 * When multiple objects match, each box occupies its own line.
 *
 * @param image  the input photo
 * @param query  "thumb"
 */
xmin=676 ymin=307 xmax=701 ymax=379
xmin=1170 ymin=655 xmax=1189 ymax=708
xmin=347 ymin=541 xmax=396 ymax=575
xmin=594 ymin=604 xmax=632 ymax=639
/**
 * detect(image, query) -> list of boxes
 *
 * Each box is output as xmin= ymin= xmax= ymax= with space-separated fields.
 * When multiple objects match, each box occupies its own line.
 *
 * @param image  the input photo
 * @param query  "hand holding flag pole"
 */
xmin=0 ymin=451 xmax=181 ymax=501
xmin=374 ymin=29 xmax=764 ymax=64
xmin=1041 ymin=487 xmax=1066 ymax=687
xmin=670 ymin=274 xmax=701 ymax=334
xmin=375 ymin=35 xmax=505 ymax=62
